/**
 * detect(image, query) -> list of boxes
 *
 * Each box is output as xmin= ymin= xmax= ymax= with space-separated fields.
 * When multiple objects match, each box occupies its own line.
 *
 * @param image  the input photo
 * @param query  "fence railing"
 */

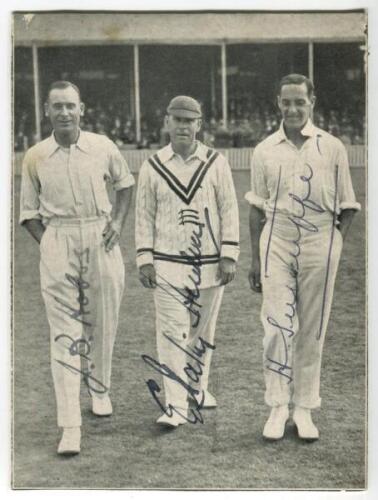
xmin=13 ymin=145 xmax=366 ymax=175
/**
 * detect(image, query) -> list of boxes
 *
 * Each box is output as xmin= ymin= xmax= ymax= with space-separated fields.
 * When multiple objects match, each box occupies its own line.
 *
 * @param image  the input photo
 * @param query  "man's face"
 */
xmin=277 ymin=83 xmax=315 ymax=131
xmin=45 ymin=86 xmax=84 ymax=136
xmin=165 ymin=115 xmax=201 ymax=148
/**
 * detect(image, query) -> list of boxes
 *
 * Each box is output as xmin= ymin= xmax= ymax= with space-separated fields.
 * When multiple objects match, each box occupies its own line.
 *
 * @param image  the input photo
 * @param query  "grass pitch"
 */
xmin=12 ymin=169 xmax=366 ymax=489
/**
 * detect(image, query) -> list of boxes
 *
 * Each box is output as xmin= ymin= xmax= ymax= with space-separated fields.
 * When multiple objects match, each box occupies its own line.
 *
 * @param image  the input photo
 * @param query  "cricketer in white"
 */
xmin=136 ymin=96 xmax=240 ymax=427
xmin=19 ymin=81 xmax=134 ymax=455
xmin=246 ymin=74 xmax=360 ymax=442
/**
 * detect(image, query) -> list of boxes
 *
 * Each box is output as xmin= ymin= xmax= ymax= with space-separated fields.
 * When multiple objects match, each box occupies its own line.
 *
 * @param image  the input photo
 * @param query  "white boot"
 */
xmin=293 ymin=406 xmax=319 ymax=441
xmin=156 ymin=411 xmax=188 ymax=428
xmin=92 ymin=394 xmax=113 ymax=416
xmin=58 ymin=427 xmax=81 ymax=455
xmin=263 ymin=405 xmax=289 ymax=440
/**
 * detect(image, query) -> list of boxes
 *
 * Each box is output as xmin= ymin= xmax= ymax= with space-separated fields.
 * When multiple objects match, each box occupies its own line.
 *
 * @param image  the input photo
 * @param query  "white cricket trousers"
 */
xmin=154 ymin=285 xmax=224 ymax=411
xmin=40 ymin=216 xmax=125 ymax=428
xmin=260 ymin=212 xmax=343 ymax=409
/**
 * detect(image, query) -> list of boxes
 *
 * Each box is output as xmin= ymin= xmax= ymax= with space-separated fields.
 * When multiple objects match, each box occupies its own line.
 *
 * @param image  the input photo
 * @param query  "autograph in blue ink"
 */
xmin=264 ymin=162 xmax=339 ymax=381
xmin=53 ymin=247 xmax=108 ymax=394
xmin=54 ymin=248 xmax=92 ymax=326
xmin=54 ymin=333 xmax=108 ymax=394
xmin=142 ymin=334 xmax=216 ymax=424
xmin=142 ymin=206 xmax=219 ymax=423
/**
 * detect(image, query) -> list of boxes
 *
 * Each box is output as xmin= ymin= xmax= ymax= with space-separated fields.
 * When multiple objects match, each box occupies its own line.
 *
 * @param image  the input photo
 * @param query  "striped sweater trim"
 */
xmin=153 ymin=256 xmax=220 ymax=266
xmin=221 ymin=241 xmax=239 ymax=246
xmin=152 ymin=250 xmax=220 ymax=266
xmin=136 ymin=247 xmax=154 ymax=254
xmin=148 ymin=149 xmax=219 ymax=205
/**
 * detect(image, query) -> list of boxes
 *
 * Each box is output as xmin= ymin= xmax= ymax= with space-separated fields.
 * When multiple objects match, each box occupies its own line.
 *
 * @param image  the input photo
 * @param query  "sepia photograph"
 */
xmin=10 ymin=4 xmax=369 ymax=492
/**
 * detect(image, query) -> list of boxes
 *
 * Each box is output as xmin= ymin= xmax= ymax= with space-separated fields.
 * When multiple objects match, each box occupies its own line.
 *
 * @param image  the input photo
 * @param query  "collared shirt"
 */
xmin=19 ymin=130 xmax=135 ymax=224
xmin=245 ymin=120 xmax=360 ymax=216
xmin=135 ymin=141 xmax=240 ymax=289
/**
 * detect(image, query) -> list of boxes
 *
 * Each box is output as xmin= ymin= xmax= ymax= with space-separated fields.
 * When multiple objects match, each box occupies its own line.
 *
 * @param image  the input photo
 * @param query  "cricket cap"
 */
xmin=167 ymin=95 xmax=202 ymax=118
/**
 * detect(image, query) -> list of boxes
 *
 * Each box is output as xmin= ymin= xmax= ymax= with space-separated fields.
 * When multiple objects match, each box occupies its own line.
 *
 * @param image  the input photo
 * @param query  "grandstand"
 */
xmin=13 ymin=11 xmax=366 ymax=170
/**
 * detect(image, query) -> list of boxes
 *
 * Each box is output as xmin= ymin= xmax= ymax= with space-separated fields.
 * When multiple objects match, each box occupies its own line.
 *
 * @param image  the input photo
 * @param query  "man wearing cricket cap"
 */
xmin=136 ymin=95 xmax=240 ymax=427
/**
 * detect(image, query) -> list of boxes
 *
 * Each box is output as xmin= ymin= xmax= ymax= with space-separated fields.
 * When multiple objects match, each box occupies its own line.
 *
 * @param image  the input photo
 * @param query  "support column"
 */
xmin=129 ymin=64 xmax=135 ymax=120
xmin=32 ymin=43 xmax=41 ymax=142
xmin=221 ymin=42 xmax=227 ymax=128
xmin=308 ymin=41 xmax=314 ymax=121
xmin=308 ymin=41 xmax=314 ymax=83
xmin=210 ymin=53 xmax=216 ymax=117
xmin=134 ymin=44 xmax=141 ymax=143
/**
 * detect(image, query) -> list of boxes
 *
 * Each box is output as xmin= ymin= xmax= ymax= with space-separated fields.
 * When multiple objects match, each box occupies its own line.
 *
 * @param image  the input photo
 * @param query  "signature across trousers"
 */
xmin=153 ymin=284 xmax=224 ymax=412
xmin=259 ymin=212 xmax=343 ymax=409
xmin=40 ymin=216 xmax=125 ymax=428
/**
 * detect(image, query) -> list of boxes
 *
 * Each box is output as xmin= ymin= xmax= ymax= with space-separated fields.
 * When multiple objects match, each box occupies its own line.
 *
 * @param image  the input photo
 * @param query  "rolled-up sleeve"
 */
xmin=135 ymin=162 xmax=156 ymax=268
xmin=244 ymin=146 xmax=269 ymax=210
xmin=108 ymin=141 xmax=135 ymax=191
xmin=336 ymin=142 xmax=361 ymax=212
xmin=19 ymin=151 xmax=42 ymax=225
xmin=215 ymin=157 xmax=240 ymax=262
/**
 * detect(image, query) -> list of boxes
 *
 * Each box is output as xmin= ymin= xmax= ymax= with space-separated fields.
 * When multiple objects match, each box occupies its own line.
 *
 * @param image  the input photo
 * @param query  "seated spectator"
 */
xmin=214 ymin=120 xmax=233 ymax=148
xmin=238 ymin=118 xmax=254 ymax=147
xmin=13 ymin=99 xmax=366 ymax=151
xmin=352 ymin=133 xmax=364 ymax=145
xmin=339 ymin=125 xmax=352 ymax=145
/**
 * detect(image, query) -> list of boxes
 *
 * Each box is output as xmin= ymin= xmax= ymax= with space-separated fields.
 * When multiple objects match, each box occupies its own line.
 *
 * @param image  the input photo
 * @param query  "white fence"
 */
xmin=13 ymin=145 xmax=366 ymax=176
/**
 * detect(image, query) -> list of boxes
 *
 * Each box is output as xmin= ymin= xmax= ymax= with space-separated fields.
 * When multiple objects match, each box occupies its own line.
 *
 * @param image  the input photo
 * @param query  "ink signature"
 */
xmin=142 ymin=334 xmax=216 ymax=424
xmin=142 ymin=206 xmax=220 ymax=421
xmin=147 ymin=206 xmax=220 ymax=326
xmin=54 ymin=333 xmax=108 ymax=394
xmin=264 ymin=162 xmax=339 ymax=379
xmin=178 ymin=209 xmax=205 ymax=328
xmin=265 ymin=316 xmax=294 ymax=383
xmin=54 ymin=248 xmax=92 ymax=327
xmin=53 ymin=247 xmax=108 ymax=394
xmin=178 ymin=206 xmax=220 ymax=327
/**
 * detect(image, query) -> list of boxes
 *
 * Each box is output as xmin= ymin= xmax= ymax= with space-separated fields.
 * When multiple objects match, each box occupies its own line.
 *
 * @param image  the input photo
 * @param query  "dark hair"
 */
xmin=278 ymin=74 xmax=315 ymax=98
xmin=46 ymin=81 xmax=81 ymax=102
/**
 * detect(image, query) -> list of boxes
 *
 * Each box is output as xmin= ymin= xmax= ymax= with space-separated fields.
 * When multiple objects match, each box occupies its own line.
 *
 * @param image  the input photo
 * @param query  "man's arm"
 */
xmin=215 ymin=158 xmax=240 ymax=286
xmin=19 ymin=148 xmax=44 ymax=235
xmin=337 ymin=208 xmax=358 ymax=241
xmin=22 ymin=219 xmax=45 ymax=244
xmin=245 ymin=145 xmax=269 ymax=293
xmin=103 ymin=186 xmax=133 ymax=252
xmin=135 ymin=162 xmax=157 ymax=288
xmin=334 ymin=141 xmax=360 ymax=242
xmin=248 ymin=205 xmax=265 ymax=293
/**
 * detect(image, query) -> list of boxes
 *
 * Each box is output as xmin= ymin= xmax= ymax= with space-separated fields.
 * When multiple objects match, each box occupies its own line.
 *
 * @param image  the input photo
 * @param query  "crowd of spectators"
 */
xmin=202 ymin=106 xmax=365 ymax=148
xmin=14 ymin=101 xmax=365 ymax=152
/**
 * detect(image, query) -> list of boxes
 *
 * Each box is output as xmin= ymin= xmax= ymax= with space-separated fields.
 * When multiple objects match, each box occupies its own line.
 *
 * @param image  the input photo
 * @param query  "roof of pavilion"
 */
xmin=13 ymin=11 xmax=366 ymax=46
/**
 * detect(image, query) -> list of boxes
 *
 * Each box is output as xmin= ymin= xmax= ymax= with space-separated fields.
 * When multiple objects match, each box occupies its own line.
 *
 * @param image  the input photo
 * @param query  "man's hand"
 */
xmin=23 ymin=219 xmax=46 ymax=245
xmin=102 ymin=220 xmax=122 ymax=252
xmin=337 ymin=208 xmax=357 ymax=242
xmin=217 ymin=257 xmax=236 ymax=286
xmin=139 ymin=263 xmax=157 ymax=289
xmin=248 ymin=259 xmax=262 ymax=293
